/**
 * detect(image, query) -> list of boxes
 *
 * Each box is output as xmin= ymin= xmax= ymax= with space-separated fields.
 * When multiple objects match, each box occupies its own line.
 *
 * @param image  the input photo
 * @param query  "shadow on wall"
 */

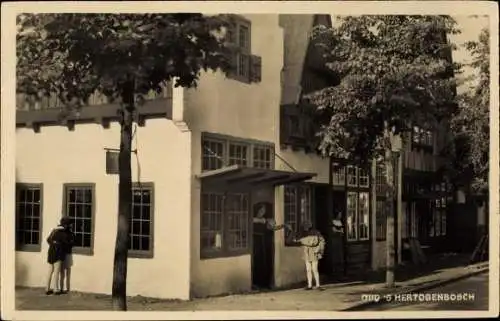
xmin=15 ymin=258 xmax=28 ymax=286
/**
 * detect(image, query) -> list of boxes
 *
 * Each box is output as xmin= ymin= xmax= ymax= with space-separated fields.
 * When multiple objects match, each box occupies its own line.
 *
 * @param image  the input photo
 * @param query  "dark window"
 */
xmin=237 ymin=53 xmax=250 ymax=79
xmin=347 ymin=166 xmax=358 ymax=187
xmin=358 ymin=168 xmax=369 ymax=188
xmin=376 ymin=164 xmax=386 ymax=195
xmin=430 ymin=196 xmax=447 ymax=237
xmin=225 ymin=15 xmax=261 ymax=84
xmin=129 ymin=183 xmax=154 ymax=258
xmin=15 ymin=184 xmax=42 ymax=251
xmin=200 ymin=192 xmax=224 ymax=253
xmin=332 ymin=163 xmax=346 ymax=186
xmin=284 ymin=184 xmax=312 ymax=246
xmin=63 ymin=184 xmax=95 ymax=255
xmin=202 ymin=139 xmax=225 ymax=171
xmin=202 ymin=134 xmax=274 ymax=171
xmin=228 ymin=143 xmax=248 ymax=166
xmin=226 ymin=193 xmax=249 ymax=250
xmin=253 ymin=145 xmax=273 ymax=169
xmin=200 ymin=192 xmax=249 ymax=257
xmin=347 ymin=191 xmax=370 ymax=242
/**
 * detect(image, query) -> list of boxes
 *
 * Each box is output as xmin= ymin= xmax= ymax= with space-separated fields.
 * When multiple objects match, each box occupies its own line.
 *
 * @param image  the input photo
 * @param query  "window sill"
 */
xmin=72 ymin=247 xmax=94 ymax=256
xmin=128 ymin=250 xmax=154 ymax=259
xmin=200 ymin=248 xmax=250 ymax=260
xmin=16 ymin=244 xmax=41 ymax=252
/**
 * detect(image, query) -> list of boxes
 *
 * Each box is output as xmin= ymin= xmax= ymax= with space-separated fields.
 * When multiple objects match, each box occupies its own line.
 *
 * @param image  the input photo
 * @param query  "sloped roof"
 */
xmin=279 ymin=14 xmax=332 ymax=105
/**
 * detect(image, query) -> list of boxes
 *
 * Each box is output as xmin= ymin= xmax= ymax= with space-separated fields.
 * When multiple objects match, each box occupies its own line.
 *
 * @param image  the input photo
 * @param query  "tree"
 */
xmin=306 ymin=15 xmax=459 ymax=287
xmin=447 ymin=27 xmax=489 ymax=194
xmin=16 ymin=13 xmax=231 ymax=310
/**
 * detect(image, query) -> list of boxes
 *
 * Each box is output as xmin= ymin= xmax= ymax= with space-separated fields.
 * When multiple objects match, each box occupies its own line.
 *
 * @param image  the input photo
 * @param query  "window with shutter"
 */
xmin=224 ymin=15 xmax=262 ymax=84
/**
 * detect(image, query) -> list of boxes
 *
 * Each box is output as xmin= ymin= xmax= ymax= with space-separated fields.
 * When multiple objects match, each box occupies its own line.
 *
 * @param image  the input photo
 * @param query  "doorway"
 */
xmin=314 ymin=184 xmax=332 ymax=275
xmin=251 ymin=188 xmax=275 ymax=289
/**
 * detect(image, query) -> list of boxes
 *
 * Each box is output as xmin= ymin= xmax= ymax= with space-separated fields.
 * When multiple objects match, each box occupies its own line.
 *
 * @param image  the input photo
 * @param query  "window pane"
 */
xmin=359 ymin=168 xmax=369 ymax=188
xmin=239 ymin=25 xmax=250 ymax=50
xmin=347 ymin=166 xmax=358 ymax=187
xmin=253 ymin=145 xmax=273 ymax=169
xmin=202 ymin=140 xmax=224 ymax=171
xmin=284 ymin=186 xmax=298 ymax=235
xmin=32 ymin=203 xmax=40 ymax=217
xmin=200 ymin=193 xmax=224 ymax=252
xmin=227 ymin=193 xmax=249 ymax=250
xmin=238 ymin=53 xmax=250 ymax=78
xmin=347 ymin=192 xmax=358 ymax=240
xmin=141 ymin=236 xmax=150 ymax=251
xmin=228 ymin=144 xmax=248 ymax=166
xmin=359 ymin=192 xmax=370 ymax=240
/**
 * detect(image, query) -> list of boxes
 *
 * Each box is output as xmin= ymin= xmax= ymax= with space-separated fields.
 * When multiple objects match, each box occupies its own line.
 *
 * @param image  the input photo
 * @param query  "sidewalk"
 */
xmin=15 ymin=254 xmax=489 ymax=311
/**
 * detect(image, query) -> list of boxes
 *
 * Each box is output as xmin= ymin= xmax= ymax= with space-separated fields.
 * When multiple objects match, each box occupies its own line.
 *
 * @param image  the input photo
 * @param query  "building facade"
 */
xmin=15 ymin=14 xmax=455 ymax=300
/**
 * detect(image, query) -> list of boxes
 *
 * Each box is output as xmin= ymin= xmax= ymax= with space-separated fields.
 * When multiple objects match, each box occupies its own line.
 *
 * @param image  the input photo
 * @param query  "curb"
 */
xmin=342 ymin=265 xmax=489 ymax=311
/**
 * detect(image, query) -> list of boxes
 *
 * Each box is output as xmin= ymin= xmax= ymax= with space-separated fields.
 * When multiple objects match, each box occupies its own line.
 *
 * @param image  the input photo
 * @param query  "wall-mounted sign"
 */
xmin=106 ymin=150 xmax=119 ymax=175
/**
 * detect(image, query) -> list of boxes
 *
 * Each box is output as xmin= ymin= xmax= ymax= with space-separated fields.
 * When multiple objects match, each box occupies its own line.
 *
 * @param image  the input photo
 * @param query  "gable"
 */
xmin=279 ymin=14 xmax=334 ymax=105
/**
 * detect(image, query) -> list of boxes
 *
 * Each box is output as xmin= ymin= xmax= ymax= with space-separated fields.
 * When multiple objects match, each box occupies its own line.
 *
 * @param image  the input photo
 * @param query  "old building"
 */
xmin=15 ymin=14 xmax=456 ymax=300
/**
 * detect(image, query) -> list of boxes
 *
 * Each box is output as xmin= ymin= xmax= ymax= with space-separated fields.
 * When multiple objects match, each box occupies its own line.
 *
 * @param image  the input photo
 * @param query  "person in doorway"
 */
xmin=59 ymin=217 xmax=75 ymax=294
xmin=294 ymin=221 xmax=326 ymax=290
xmin=45 ymin=219 xmax=67 ymax=295
xmin=331 ymin=210 xmax=344 ymax=234
xmin=252 ymin=202 xmax=291 ymax=289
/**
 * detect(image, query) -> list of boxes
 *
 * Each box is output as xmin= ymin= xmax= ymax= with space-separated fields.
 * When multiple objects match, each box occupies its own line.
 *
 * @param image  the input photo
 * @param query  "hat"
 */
xmin=60 ymin=217 xmax=72 ymax=226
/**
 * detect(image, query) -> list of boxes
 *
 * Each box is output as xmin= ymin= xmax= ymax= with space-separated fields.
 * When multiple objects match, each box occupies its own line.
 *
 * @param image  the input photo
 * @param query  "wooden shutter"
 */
xmin=249 ymin=54 xmax=262 ymax=83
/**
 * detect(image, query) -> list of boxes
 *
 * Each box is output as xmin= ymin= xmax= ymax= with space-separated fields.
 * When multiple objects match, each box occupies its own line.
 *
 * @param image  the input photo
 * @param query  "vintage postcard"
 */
xmin=1 ymin=1 xmax=498 ymax=320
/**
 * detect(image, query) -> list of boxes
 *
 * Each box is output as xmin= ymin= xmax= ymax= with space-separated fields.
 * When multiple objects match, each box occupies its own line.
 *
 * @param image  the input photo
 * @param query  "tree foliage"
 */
xmin=17 ymin=13 xmax=231 ymax=109
xmin=448 ymin=27 xmax=490 ymax=193
xmin=16 ymin=13 xmax=231 ymax=310
xmin=307 ymin=15 xmax=460 ymax=165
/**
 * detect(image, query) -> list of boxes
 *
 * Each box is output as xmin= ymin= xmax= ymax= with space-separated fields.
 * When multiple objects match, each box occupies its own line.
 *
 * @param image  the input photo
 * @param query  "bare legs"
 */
xmin=45 ymin=261 xmax=62 ymax=294
xmin=60 ymin=263 xmax=71 ymax=292
xmin=304 ymin=260 xmax=320 ymax=289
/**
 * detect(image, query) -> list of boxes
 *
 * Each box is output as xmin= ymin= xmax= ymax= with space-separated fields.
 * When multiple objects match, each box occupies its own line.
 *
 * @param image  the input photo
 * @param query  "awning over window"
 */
xmin=197 ymin=165 xmax=316 ymax=187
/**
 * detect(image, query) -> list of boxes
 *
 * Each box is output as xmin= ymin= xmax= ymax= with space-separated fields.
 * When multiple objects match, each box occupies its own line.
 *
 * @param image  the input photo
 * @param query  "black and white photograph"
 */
xmin=1 ymin=1 xmax=498 ymax=320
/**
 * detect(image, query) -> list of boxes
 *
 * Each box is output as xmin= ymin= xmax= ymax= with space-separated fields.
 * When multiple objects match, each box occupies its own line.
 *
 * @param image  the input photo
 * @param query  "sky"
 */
xmin=449 ymin=15 xmax=489 ymax=93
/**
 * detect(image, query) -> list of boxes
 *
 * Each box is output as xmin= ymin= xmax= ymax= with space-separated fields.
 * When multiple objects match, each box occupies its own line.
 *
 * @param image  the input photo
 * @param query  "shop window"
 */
xmin=284 ymin=184 xmax=312 ymax=246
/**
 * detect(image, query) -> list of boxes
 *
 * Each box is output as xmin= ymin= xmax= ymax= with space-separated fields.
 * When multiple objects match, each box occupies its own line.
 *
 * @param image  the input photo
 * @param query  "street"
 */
xmin=359 ymin=272 xmax=489 ymax=311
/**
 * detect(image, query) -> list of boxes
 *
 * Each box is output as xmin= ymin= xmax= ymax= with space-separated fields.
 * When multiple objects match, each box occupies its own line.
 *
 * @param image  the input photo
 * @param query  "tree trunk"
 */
xmin=111 ymin=80 xmax=135 ymax=311
xmin=384 ymin=127 xmax=396 ymax=288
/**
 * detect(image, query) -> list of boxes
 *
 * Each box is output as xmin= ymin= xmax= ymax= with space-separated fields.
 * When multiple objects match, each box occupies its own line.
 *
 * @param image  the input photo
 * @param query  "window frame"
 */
xmin=200 ymin=189 xmax=251 ymax=259
xmin=62 ymin=183 xmax=96 ymax=256
xmin=128 ymin=182 xmax=155 ymax=259
xmin=15 ymin=183 xmax=43 ymax=252
xmin=358 ymin=192 xmax=370 ymax=241
xmin=284 ymin=183 xmax=314 ymax=247
xmin=201 ymin=133 xmax=275 ymax=172
xmin=226 ymin=15 xmax=253 ymax=83
xmin=346 ymin=191 xmax=359 ymax=241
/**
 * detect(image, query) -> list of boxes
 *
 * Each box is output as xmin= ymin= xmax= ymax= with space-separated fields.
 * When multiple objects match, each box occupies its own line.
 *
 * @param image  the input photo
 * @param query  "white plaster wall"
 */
xmin=273 ymin=148 xmax=330 ymax=287
xmin=15 ymin=118 xmax=191 ymax=299
xmin=185 ymin=14 xmax=284 ymax=297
